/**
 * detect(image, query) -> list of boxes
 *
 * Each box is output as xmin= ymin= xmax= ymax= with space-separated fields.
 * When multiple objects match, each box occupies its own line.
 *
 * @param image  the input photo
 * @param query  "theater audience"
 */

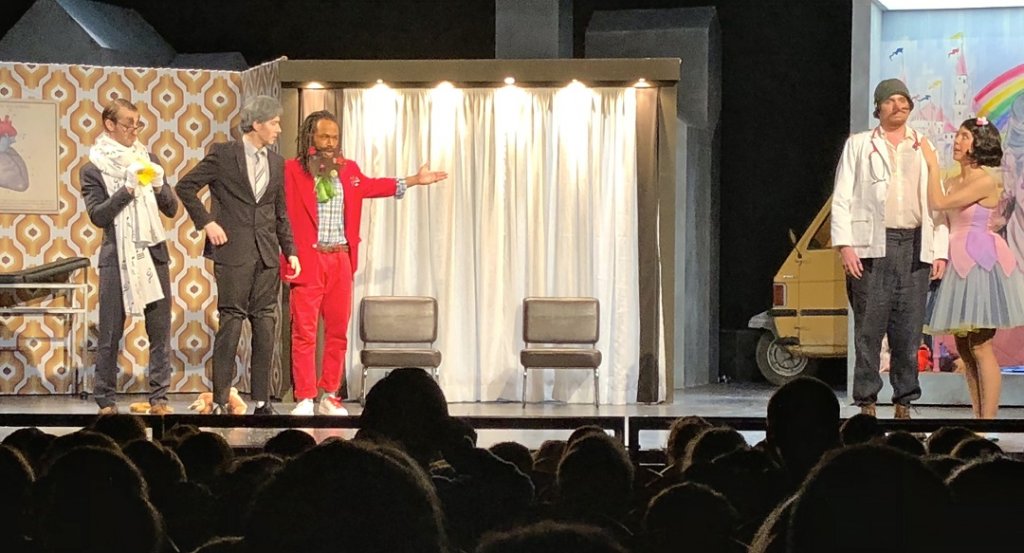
xmin=0 ymin=373 xmax=1020 ymax=553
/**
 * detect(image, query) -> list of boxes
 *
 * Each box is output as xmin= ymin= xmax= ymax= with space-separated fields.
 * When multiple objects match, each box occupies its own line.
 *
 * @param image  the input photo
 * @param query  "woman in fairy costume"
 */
xmin=923 ymin=117 xmax=1024 ymax=419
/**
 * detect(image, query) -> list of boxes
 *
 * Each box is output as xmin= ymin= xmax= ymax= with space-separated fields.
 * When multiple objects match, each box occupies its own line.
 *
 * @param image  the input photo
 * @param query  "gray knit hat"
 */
xmin=874 ymin=78 xmax=914 ymax=110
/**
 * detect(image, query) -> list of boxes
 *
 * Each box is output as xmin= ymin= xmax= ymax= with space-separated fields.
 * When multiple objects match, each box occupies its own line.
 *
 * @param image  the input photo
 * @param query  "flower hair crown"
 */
xmin=976 ymin=116 xmax=989 ymax=126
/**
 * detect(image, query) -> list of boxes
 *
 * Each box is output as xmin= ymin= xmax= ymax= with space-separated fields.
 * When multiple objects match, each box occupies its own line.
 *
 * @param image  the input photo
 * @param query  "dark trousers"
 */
xmin=847 ymin=228 xmax=930 ymax=406
xmin=212 ymin=259 xmax=278 ymax=405
xmin=94 ymin=263 xmax=172 ymax=408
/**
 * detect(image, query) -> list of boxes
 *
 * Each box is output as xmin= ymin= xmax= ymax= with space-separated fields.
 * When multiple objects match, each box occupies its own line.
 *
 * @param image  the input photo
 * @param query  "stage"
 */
xmin=2 ymin=382 xmax=1023 ymax=454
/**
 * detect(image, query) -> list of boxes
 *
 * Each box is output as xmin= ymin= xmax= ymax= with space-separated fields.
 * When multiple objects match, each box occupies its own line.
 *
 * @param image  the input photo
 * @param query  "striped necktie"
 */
xmin=253 ymin=150 xmax=267 ymax=201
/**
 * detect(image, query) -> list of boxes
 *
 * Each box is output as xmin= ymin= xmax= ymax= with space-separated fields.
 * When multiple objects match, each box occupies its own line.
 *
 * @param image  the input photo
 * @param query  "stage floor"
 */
xmin=1 ymin=382 xmax=1020 ymax=452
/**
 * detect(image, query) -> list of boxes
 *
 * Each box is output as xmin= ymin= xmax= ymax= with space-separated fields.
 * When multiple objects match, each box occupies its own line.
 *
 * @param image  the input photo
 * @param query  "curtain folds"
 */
xmin=300 ymin=85 xmax=662 ymax=404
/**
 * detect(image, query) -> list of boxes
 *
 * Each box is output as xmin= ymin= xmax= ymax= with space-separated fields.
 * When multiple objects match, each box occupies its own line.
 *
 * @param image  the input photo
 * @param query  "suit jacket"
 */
xmin=80 ymin=154 xmax=178 ymax=268
xmin=831 ymin=127 xmax=949 ymax=263
xmin=281 ymin=157 xmax=397 ymax=284
xmin=176 ymin=140 xmax=297 ymax=267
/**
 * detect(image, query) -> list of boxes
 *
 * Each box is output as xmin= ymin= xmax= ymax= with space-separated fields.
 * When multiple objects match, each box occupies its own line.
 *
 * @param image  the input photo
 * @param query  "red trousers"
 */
xmin=289 ymin=249 xmax=353 ymax=400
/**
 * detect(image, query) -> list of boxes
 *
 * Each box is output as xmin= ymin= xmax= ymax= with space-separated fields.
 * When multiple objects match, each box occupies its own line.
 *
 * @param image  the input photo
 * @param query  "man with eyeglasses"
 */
xmin=176 ymin=96 xmax=300 ymax=415
xmin=80 ymin=97 xmax=178 ymax=415
xmin=832 ymin=78 xmax=949 ymax=419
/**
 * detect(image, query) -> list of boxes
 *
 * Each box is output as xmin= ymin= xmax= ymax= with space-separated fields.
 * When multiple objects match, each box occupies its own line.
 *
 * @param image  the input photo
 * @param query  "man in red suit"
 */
xmin=283 ymin=110 xmax=447 ymax=415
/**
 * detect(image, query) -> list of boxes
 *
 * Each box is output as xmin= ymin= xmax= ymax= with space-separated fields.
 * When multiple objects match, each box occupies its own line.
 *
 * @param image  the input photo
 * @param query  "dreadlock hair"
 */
xmin=297 ymin=110 xmax=339 ymax=175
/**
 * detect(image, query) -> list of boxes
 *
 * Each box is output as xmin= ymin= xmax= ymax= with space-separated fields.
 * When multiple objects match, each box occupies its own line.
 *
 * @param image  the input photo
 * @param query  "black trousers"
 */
xmin=94 ymin=262 xmax=172 ymax=408
xmin=212 ymin=259 xmax=278 ymax=405
xmin=847 ymin=228 xmax=931 ymax=406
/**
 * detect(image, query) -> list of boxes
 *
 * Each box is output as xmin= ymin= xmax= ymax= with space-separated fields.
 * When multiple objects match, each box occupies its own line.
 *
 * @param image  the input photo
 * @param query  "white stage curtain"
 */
xmin=338 ymin=84 xmax=651 ymax=404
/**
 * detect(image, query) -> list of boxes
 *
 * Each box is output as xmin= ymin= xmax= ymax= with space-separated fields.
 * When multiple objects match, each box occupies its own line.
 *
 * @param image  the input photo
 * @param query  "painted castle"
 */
xmin=908 ymin=39 xmax=973 ymax=167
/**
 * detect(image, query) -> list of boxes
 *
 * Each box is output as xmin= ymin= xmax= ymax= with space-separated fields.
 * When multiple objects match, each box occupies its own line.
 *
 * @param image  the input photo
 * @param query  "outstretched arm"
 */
xmin=355 ymin=161 xmax=448 ymax=200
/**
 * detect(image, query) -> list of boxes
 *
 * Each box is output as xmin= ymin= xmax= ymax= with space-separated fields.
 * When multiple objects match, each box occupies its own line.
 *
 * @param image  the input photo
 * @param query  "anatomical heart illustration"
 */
xmin=0 ymin=115 xmax=30 ymax=192
xmin=0 ymin=99 xmax=58 ymax=214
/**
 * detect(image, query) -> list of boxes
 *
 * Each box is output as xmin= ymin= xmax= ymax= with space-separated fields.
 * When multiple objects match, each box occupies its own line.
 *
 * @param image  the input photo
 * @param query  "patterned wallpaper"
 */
xmin=0 ymin=58 xmax=284 ymax=396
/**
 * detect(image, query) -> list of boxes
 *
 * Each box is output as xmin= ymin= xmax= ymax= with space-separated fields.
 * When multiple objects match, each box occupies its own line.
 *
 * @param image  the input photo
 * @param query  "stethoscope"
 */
xmin=868 ymin=142 xmax=890 ymax=184
xmin=868 ymin=127 xmax=920 ymax=184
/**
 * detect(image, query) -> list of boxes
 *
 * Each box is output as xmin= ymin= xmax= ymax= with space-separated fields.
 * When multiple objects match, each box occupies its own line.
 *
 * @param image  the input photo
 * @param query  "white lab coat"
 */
xmin=831 ymin=127 xmax=949 ymax=262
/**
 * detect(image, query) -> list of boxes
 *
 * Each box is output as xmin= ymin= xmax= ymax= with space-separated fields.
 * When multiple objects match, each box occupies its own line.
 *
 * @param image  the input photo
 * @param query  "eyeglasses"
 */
xmin=117 ymin=120 xmax=146 ymax=132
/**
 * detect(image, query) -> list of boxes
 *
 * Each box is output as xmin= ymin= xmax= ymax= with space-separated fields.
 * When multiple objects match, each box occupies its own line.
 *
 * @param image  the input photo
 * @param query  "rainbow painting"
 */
xmin=974 ymin=64 xmax=1024 ymax=129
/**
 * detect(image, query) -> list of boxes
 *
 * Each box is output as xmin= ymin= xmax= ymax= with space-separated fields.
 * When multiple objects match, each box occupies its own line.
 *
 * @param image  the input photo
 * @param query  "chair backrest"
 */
xmin=359 ymin=296 xmax=438 ymax=343
xmin=522 ymin=297 xmax=599 ymax=344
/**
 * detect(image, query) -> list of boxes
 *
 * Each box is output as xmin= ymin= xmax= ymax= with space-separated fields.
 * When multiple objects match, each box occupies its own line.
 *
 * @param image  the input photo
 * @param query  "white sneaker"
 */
xmin=290 ymin=399 xmax=315 ymax=416
xmin=318 ymin=395 xmax=349 ymax=416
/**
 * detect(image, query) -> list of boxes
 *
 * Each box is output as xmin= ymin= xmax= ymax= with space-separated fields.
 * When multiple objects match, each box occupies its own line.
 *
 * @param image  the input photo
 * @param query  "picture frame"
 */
xmin=0 ymin=99 xmax=59 ymax=214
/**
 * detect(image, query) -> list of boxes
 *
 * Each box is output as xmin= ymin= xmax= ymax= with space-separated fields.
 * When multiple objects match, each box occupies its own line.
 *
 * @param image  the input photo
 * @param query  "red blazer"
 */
xmin=281 ymin=157 xmax=397 ymax=284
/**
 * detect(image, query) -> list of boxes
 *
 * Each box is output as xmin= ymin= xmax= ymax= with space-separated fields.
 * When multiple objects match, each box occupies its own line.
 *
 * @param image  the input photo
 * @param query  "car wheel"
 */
xmin=755 ymin=331 xmax=818 ymax=386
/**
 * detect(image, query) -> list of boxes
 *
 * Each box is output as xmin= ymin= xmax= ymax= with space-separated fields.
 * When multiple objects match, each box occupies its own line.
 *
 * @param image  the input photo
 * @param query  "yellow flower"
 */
xmin=136 ymin=162 xmax=157 ymax=186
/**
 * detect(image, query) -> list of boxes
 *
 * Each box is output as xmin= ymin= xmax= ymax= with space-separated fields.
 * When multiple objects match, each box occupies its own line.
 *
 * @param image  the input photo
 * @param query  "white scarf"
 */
xmin=88 ymin=135 xmax=166 ymax=316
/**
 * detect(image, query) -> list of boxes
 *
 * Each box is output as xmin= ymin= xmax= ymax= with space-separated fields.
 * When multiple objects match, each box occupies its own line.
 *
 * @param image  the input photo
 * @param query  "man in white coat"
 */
xmin=832 ymin=78 xmax=949 ymax=419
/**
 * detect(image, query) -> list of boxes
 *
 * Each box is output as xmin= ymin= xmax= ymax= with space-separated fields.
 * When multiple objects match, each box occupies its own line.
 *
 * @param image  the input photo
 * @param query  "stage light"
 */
xmin=366 ymin=80 xmax=397 ymax=136
xmin=430 ymin=80 xmax=462 ymax=105
xmin=556 ymin=80 xmax=596 ymax=163
xmin=634 ymin=78 xmax=652 ymax=88
xmin=504 ymin=76 xmax=515 ymax=85
xmin=430 ymin=82 xmax=460 ymax=146
xmin=563 ymin=79 xmax=589 ymax=92
xmin=304 ymin=81 xmax=325 ymax=89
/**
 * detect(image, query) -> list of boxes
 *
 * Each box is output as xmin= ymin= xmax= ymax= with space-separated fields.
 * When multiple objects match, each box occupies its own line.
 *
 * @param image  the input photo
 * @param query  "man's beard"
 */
xmin=307 ymin=148 xmax=340 ymax=177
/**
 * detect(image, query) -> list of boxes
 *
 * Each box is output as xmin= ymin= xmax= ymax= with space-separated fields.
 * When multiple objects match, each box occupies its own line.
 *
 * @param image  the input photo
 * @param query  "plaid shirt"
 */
xmin=316 ymin=175 xmax=346 ymax=244
xmin=316 ymin=176 xmax=407 ymax=245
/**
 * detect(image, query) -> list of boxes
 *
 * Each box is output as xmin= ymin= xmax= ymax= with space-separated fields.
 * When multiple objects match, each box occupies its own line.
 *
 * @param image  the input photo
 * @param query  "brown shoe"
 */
xmin=894 ymin=404 xmax=911 ymax=419
xmin=149 ymin=403 xmax=174 ymax=416
xmin=859 ymin=404 xmax=877 ymax=417
xmin=97 ymin=405 xmax=118 ymax=415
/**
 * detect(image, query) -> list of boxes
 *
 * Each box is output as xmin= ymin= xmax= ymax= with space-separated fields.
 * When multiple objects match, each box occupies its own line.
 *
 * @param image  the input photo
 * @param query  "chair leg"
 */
xmin=593 ymin=368 xmax=600 ymax=408
xmin=360 ymin=366 xmax=369 ymax=406
xmin=522 ymin=368 xmax=528 ymax=408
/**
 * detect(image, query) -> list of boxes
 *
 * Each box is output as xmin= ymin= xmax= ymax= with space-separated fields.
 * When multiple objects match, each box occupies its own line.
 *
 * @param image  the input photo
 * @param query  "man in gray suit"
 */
xmin=176 ymin=96 xmax=300 ymax=415
xmin=81 ymin=98 xmax=179 ymax=415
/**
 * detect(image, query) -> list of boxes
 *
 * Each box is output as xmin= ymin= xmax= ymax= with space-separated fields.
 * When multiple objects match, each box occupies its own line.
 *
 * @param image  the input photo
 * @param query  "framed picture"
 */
xmin=0 ymin=99 xmax=58 ymax=213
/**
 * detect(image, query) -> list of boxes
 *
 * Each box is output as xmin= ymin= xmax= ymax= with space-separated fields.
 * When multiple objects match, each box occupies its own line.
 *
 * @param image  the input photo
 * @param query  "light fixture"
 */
xmin=376 ymin=79 xmax=383 ymax=84
xmin=304 ymin=81 xmax=325 ymax=89
xmin=504 ymin=76 xmax=515 ymax=85
xmin=634 ymin=78 xmax=652 ymax=88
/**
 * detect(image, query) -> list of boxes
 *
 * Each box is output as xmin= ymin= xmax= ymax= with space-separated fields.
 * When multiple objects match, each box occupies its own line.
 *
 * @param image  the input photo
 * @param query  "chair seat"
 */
xmin=521 ymin=348 xmax=601 ymax=368
xmin=0 ymin=257 xmax=90 ymax=284
xmin=361 ymin=349 xmax=442 ymax=368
